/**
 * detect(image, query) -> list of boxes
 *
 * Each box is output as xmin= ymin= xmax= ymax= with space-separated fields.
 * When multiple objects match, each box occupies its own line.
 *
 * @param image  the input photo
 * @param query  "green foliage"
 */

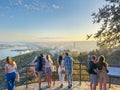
xmin=71 ymin=51 xmax=79 ymax=58
xmin=89 ymin=48 xmax=120 ymax=65
xmin=91 ymin=0 xmax=120 ymax=49
xmin=107 ymin=49 xmax=120 ymax=65
xmin=76 ymin=51 xmax=88 ymax=63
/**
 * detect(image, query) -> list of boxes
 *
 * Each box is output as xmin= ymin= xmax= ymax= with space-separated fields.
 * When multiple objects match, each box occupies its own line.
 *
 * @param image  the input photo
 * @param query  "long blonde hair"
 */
xmin=97 ymin=55 xmax=108 ymax=70
xmin=6 ymin=56 xmax=14 ymax=66
xmin=46 ymin=55 xmax=52 ymax=61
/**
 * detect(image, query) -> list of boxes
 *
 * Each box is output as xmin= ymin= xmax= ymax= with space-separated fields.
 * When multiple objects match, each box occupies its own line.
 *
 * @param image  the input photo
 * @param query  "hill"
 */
xmin=107 ymin=50 xmax=120 ymax=66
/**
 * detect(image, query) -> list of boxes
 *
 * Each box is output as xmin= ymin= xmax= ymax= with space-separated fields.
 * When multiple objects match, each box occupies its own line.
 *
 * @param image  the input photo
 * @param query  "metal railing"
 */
xmin=0 ymin=63 xmax=120 ymax=89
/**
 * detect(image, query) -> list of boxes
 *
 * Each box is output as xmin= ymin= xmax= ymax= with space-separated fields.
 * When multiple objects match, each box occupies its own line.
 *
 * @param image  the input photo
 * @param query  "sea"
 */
xmin=0 ymin=41 xmax=98 ymax=60
xmin=0 ymin=42 xmax=35 ymax=60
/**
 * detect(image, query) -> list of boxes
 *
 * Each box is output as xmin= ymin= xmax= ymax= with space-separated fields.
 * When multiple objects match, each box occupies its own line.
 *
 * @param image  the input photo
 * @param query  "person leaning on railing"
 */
xmin=33 ymin=53 xmax=45 ymax=90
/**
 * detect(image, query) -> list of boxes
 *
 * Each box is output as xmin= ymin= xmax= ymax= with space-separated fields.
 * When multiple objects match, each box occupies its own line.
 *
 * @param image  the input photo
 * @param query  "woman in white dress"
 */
xmin=58 ymin=55 xmax=65 ymax=88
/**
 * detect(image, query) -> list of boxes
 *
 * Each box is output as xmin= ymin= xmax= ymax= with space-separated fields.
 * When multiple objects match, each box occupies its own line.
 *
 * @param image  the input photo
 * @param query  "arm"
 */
xmin=62 ymin=60 xmax=65 ymax=68
xmin=71 ymin=57 xmax=73 ymax=66
xmin=57 ymin=59 xmax=60 ymax=66
xmin=51 ymin=60 xmax=53 ymax=65
xmin=4 ymin=65 xmax=8 ymax=74
xmin=13 ymin=61 xmax=17 ymax=70
xmin=104 ymin=63 xmax=109 ymax=72
xmin=94 ymin=68 xmax=98 ymax=73
xmin=33 ymin=56 xmax=38 ymax=63
xmin=93 ymin=64 xmax=98 ymax=73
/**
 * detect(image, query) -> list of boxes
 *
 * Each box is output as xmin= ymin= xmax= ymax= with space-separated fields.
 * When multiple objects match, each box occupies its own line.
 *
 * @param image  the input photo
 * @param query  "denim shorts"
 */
xmin=45 ymin=67 xmax=52 ymax=73
xmin=90 ymin=74 xmax=98 ymax=86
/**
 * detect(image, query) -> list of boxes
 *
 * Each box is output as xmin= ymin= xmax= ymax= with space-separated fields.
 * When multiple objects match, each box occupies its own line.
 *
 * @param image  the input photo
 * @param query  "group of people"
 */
xmin=4 ymin=52 xmax=73 ymax=90
xmin=4 ymin=53 xmax=108 ymax=90
xmin=89 ymin=55 xmax=108 ymax=90
xmin=31 ymin=52 xmax=73 ymax=90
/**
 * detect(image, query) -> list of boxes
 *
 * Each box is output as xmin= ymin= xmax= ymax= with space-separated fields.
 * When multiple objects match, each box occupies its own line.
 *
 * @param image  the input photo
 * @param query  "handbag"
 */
xmin=61 ymin=68 xmax=65 ymax=74
xmin=16 ymin=72 xmax=20 ymax=82
xmin=61 ymin=70 xmax=65 ymax=74
xmin=51 ymin=66 xmax=55 ymax=72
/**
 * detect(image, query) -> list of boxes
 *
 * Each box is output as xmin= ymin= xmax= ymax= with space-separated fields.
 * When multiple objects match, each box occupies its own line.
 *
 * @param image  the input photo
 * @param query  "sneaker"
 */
xmin=68 ymin=85 xmax=71 ymax=89
xmin=60 ymin=84 xmax=63 ymax=88
xmin=39 ymin=88 xmax=42 ymax=90
xmin=46 ymin=85 xmax=51 ymax=88
xmin=53 ymin=82 xmax=55 ymax=86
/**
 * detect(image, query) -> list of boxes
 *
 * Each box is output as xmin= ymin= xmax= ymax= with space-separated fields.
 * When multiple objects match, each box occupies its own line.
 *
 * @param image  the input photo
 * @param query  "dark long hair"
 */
xmin=97 ymin=55 xmax=108 ymax=70
xmin=58 ymin=55 xmax=63 ymax=65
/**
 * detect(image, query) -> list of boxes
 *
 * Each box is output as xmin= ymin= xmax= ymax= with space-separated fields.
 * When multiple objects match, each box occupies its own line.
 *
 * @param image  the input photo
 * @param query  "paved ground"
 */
xmin=15 ymin=81 xmax=120 ymax=90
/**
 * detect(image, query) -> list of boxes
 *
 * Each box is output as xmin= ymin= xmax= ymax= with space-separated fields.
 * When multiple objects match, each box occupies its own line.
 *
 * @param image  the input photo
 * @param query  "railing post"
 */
xmin=26 ymin=65 xmax=28 ymax=88
xmin=79 ymin=63 xmax=81 ymax=85
xmin=109 ymin=76 xmax=111 ymax=88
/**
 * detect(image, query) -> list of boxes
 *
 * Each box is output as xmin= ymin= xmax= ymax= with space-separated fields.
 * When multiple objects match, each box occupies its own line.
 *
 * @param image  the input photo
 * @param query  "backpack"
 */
xmin=35 ymin=56 xmax=43 ymax=71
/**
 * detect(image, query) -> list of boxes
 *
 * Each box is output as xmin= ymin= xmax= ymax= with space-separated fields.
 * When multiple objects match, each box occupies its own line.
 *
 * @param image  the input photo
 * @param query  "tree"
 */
xmin=91 ymin=0 xmax=120 ymax=49
xmin=71 ymin=51 xmax=79 ymax=58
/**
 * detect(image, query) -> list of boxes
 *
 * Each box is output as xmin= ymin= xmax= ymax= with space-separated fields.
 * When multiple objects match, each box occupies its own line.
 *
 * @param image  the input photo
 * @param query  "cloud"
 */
xmin=0 ymin=0 xmax=61 ymax=19
xmin=52 ymin=4 xmax=60 ymax=9
xmin=0 ymin=6 xmax=10 ymax=10
xmin=0 ymin=13 xmax=4 ymax=17
xmin=18 ymin=0 xmax=23 ymax=5
xmin=9 ymin=15 xmax=14 ymax=18
xmin=1 ymin=0 xmax=60 ymax=12
xmin=37 ymin=37 xmax=65 ymax=40
xmin=8 ymin=0 xmax=44 ymax=9
xmin=24 ymin=4 xmax=30 ymax=9
xmin=22 ymin=1 xmax=49 ymax=11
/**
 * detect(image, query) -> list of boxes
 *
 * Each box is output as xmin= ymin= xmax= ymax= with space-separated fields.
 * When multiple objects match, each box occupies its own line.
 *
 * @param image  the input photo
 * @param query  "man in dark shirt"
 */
xmin=34 ymin=53 xmax=45 ymax=90
xmin=89 ymin=55 xmax=98 ymax=90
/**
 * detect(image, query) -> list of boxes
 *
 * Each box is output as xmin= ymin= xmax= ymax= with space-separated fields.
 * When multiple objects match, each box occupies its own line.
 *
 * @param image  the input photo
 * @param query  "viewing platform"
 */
xmin=15 ymin=81 xmax=120 ymax=90
xmin=1 ymin=63 xmax=120 ymax=90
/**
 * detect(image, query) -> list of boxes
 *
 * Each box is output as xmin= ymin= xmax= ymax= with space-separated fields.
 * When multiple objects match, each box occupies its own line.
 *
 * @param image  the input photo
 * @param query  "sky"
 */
xmin=0 ymin=0 xmax=106 ymax=42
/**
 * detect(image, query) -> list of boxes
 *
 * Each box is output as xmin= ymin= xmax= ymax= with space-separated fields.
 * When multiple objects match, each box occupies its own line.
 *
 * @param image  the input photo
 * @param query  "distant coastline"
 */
xmin=0 ymin=41 xmax=98 ymax=60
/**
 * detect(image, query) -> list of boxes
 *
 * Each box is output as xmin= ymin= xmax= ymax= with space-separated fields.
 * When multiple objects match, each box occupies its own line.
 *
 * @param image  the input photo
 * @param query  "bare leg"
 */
xmin=53 ymin=72 xmax=55 ymax=85
xmin=103 ymin=78 xmax=107 ymax=90
xmin=99 ymin=79 xmax=103 ymax=90
xmin=38 ymin=77 xmax=41 ymax=88
xmin=92 ymin=84 xmax=96 ymax=90
xmin=49 ymin=73 xmax=52 ymax=87
xmin=90 ymin=82 xmax=92 ymax=90
xmin=46 ymin=73 xmax=50 ymax=86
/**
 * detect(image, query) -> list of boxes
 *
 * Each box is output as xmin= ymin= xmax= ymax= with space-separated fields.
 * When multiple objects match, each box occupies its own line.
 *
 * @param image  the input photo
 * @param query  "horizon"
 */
xmin=0 ymin=0 xmax=106 ymax=42
xmin=0 ymin=40 xmax=97 ymax=43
